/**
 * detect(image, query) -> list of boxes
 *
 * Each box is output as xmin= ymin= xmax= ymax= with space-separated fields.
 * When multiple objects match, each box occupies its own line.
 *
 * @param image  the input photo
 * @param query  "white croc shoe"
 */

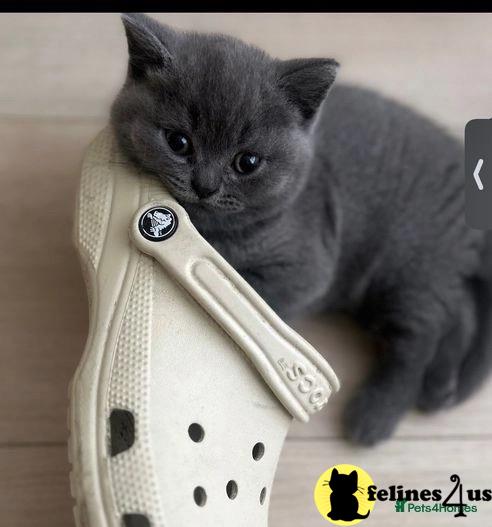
xmin=69 ymin=128 xmax=340 ymax=527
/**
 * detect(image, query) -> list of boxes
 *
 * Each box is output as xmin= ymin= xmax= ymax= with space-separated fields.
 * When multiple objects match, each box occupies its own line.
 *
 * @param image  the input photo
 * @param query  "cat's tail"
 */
xmin=456 ymin=232 xmax=492 ymax=402
xmin=355 ymin=511 xmax=371 ymax=519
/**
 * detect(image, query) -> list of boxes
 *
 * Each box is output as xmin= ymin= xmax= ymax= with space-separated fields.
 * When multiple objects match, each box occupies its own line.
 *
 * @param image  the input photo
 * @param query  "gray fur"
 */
xmin=111 ymin=13 xmax=492 ymax=445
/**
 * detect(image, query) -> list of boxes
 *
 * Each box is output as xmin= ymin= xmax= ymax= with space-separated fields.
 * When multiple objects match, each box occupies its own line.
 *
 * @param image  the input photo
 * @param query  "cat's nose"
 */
xmin=191 ymin=174 xmax=220 ymax=199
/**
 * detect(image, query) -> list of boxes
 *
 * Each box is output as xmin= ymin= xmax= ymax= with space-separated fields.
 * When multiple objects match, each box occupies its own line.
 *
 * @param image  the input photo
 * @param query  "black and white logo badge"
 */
xmin=138 ymin=206 xmax=178 ymax=241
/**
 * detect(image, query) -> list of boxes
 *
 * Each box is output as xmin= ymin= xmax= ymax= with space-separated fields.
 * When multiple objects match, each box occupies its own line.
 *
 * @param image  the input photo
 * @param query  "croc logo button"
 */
xmin=138 ymin=206 xmax=178 ymax=241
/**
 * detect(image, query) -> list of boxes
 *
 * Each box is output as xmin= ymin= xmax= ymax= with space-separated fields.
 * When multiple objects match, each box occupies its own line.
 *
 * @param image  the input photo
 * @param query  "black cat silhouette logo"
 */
xmin=314 ymin=464 xmax=375 ymax=525
xmin=138 ymin=206 xmax=178 ymax=241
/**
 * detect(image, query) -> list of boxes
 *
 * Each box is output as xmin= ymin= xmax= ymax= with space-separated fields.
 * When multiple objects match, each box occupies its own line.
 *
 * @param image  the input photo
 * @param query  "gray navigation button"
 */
xmin=466 ymin=119 xmax=492 ymax=229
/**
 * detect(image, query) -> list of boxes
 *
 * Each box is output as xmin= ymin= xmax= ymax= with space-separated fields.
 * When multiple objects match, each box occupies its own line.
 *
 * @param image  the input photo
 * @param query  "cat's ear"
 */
xmin=121 ymin=13 xmax=174 ymax=79
xmin=331 ymin=468 xmax=339 ymax=477
xmin=277 ymin=58 xmax=339 ymax=122
xmin=349 ymin=470 xmax=358 ymax=482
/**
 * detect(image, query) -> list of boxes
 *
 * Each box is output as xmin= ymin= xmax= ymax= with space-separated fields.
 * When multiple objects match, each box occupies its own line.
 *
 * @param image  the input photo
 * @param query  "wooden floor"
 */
xmin=1 ymin=13 xmax=492 ymax=527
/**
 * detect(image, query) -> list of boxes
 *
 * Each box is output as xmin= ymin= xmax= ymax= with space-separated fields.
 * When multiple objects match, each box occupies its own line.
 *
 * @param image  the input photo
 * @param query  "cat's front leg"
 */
xmin=344 ymin=294 xmax=442 ymax=445
xmin=344 ymin=338 xmax=433 ymax=445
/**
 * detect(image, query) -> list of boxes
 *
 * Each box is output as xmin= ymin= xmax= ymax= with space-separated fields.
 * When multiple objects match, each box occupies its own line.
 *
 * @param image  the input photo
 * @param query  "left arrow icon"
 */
xmin=474 ymin=158 xmax=484 ymax=190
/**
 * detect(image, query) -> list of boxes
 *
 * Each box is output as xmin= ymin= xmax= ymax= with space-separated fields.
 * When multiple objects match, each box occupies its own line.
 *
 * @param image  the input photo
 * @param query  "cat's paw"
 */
xmin=343 ymin=389 xmax=402 ymax=446
xmin=417 ymin=373 xmax=458 ymax=412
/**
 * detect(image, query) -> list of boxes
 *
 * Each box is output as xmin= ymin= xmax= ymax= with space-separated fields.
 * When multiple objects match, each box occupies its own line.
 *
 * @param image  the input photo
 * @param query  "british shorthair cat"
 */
xmin=111 ymin=13 xmax=492 ymax=444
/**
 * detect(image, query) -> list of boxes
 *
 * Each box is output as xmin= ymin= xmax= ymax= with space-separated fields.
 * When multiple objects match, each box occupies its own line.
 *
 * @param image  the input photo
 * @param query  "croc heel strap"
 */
xmin=131 ymin=202 xmax=340 ymax=422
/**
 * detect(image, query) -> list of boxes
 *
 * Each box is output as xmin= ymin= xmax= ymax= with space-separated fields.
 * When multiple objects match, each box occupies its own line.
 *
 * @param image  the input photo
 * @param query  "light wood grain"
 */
xmin=1 ymin=441 xmax=490 ymax=527
xmin=0 ymin=119 xmax=100 ymax=443
xmin=0 ymin=445 xmax=73 ymax=527
xmin=1 ymin=14 xmax=492 ymax=133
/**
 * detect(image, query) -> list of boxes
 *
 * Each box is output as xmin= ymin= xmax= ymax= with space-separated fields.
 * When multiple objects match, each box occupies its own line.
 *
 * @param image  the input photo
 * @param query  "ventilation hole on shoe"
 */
xmin=122 ymin=513 xmax=151 ymax=527
xmin=110 ymin=409 xmax=135 ymax=457
xmin=252 ymin=442 xmax=265 ymax=461
xmin=226 ymin=480 xmax=238 ymax=500
xmin=194 ymin=486 xmax=207 ymax=507
xmin=188 ymin=423 xmax=205 ymax=443
xmin=260 ymin=487 xmax=267 ymax=505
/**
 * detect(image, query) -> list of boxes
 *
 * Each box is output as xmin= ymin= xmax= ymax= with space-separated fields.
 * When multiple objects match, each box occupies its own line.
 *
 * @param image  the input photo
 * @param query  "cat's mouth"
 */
xmin=161 ymin=176 xmax=245 ymax=214
xmin=178 ymin=195 xmax=245 ymax=215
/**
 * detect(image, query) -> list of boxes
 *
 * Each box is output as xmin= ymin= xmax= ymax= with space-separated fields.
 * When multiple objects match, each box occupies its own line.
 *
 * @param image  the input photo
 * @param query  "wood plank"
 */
xmin=0 ymin=119 xmax=101 ymax=443
xmin=0 ymin=445 xmax=73 ymax=527
xmin=1 ymin=440 xmax=490 ymax=527
xmin=1 ymin=119 xmax=491 ymax=444
xmin=1 ymin=13 xmax=492 ymax=133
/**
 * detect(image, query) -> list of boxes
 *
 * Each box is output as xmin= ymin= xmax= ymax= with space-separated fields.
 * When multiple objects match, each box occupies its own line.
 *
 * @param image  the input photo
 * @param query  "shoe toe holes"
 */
xmin=226 ymin=480 xmax=238 ymax=500
xmin=188 ymin=423 xmax=205 ymax=443
xmin=252 ymin=442 xmax=265 ymax=461
xmin=194 ymin=486 xmax=207 ymax=507
xmin=260 ymin=487 xmax=267 ymax=505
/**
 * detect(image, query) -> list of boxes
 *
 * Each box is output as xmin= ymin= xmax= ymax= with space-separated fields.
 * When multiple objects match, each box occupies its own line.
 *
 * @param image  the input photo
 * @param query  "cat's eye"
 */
xmin=166 ymin=131 xmax=193 ymax=156
xmin=233 ymin=152 xmax=261 ymax=175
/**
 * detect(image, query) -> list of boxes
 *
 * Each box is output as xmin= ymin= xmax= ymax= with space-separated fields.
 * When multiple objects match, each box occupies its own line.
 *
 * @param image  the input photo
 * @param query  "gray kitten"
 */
xmin=111 ymin=13 xmax=492 ymax=445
